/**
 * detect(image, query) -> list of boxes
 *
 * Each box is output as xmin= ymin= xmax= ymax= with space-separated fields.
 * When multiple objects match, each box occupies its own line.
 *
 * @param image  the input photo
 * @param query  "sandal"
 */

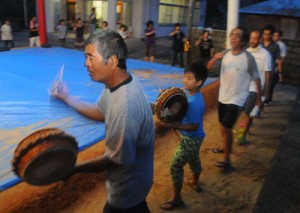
xmin=160 ymin=200 xmax=184 ymax=210
xmin=184 ymin=178 xmax=203 ymax=192
xmin=212 ymin=147 xmax=224 ymax=154
xmin=214 ymin=160 xmax=231 ymax=169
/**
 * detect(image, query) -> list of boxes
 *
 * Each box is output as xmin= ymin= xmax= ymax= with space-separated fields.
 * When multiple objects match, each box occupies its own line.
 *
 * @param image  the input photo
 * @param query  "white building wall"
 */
xmin=132 ymin=0 xmax=148 ymax=38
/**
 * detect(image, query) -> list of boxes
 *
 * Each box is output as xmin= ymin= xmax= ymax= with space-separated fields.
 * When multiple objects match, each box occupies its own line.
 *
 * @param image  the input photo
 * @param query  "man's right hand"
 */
xmin=51 ymin=81 xmax=69 ymax=102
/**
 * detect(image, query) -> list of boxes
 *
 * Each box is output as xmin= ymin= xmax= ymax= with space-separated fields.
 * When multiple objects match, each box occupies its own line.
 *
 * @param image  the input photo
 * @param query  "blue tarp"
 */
xmin=0 ymin=47 xmax=215 ymax=191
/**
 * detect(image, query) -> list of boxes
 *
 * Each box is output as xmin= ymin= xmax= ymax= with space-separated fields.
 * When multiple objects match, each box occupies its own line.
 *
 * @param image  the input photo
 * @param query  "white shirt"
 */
xmin=1 ymin=24 xmax=13 ymax=40
xmin=247 ymin=44 xmax=272 ymax=92
xmin=218 ymin=50 xmax=259 ymax=106
xmin=276 ymin=40 xmax=287 ymax=58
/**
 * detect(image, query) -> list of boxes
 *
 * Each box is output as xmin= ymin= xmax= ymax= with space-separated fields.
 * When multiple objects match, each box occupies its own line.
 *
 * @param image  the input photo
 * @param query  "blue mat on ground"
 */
xmin=0 ymin=47 xmax=216 ymax=191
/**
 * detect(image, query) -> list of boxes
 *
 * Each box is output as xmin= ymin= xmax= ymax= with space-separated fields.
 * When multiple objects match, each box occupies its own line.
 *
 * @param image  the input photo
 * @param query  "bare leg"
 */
xmin=220 ymin=123 xmax=232 ymax=163
xmin=160 ymin=183 xmax=184 ymax=210
xmin=241 ymin=115 xmax=253 ymax=142
xmin=150 ymin=56 xmax=154 ymax=62
xmin=184 ymin=173 xmax=202 ymax=192
xmin=171 ymin=183 xmax=182 ymax=201
xmin=144 ymin=56 xmax=148 ymax=62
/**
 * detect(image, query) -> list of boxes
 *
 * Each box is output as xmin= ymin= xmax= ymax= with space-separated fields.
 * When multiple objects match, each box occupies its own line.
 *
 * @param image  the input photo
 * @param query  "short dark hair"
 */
xmin=85 ymin=30 xmax=128 ymax=70
xmin=120 ymin=24 xmax=127 ymax=31
xmin=146 ymin=20 xmax=154 ymax=27
xmin=102 ymin=21 xmax=108 ymax=27
xmin=60 ymin=19 xmax=65 ymax=24
xmin=274 ymin=30 xmax=283 ymax=37
xmin=201 ymin=30 xmax=209 ymax=35
xmin=174 ymin=23 xmax=180 ymax=28
xmin=184 ymin=63 xmax=208 ymax=88
xmin=263 ymin=24 xmax=276 ymax=35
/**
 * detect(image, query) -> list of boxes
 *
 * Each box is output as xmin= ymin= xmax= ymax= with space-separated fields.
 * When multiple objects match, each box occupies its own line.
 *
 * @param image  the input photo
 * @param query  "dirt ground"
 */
xmin=0 ymin=81 xmax=295 ymax=213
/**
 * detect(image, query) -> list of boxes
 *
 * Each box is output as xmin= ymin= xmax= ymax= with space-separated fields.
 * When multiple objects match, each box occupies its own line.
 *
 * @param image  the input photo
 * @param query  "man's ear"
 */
xmin=196 ymin=80 xmax=203 ymax=87
xmin=109 ymin=55 xmax=119 ymax=70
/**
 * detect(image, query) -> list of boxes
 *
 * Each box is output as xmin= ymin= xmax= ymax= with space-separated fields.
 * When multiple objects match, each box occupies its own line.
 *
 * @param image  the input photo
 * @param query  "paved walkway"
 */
xmin=254 ymin=84 xmax=300 ymax=212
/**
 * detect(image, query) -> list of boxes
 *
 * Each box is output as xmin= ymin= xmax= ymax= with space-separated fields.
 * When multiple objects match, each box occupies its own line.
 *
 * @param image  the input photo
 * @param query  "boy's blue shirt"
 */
xmin=179 ymin=91 xmax=206 ymax=138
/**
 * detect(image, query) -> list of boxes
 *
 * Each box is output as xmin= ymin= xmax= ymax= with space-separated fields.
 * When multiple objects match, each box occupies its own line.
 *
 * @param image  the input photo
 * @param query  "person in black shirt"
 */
xmin=195 ymin=30 xmax=214 ymax=66
xmin=169 ymin=23 xmax=185 ymax=68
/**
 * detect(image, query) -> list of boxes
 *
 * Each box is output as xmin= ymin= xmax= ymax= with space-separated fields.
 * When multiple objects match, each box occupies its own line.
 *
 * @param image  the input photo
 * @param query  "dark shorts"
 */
xmin=243 ymin=92 xmax=257 ymax=115
xmin=218 ymin=102 xmax=240 ymax=129
xmin=145 ymin=46 xmax=155 ymax=57
xmin=103 ymin=199 xmax=151 ymax=213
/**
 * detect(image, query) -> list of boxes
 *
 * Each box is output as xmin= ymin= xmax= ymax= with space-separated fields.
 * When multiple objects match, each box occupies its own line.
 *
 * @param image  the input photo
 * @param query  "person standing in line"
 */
xmin=144 ymin=20 xmax=156 ymax=62
xmin=118 ymin=24 xmax=128 ymax=39
xmin=160 ymin=63 xmax=207 ymax=210
xmin=261 ymin=24 xmax=281 ymax=104
xmin=56 ymin=19 xmax=67 ymax=46
xmin=53 ymin=30 xmax=154 ymax=213
xmin=89 ymin=7 xmax=97 ymax=34
xmin=1 ymin=19 xmax=14 ymax=50
xmin=29 ymin=16 xmax=40 ymax=47
xmin=73 ymin=18 xmax=85 ymax=49
xmin=273 ymin=30 xmax=287 ymax=82
xmin=237 ymin=30 xmax=272 ymax=144
xmin=195 ymin=30 xmax=214 ymax=67
xmin=169 ymin=23 xmax=185 ymax=68
xmin=101 ymin=21 xmax=110 ymax=31
xmin=207 ymin=27 xmax=261 ymax=168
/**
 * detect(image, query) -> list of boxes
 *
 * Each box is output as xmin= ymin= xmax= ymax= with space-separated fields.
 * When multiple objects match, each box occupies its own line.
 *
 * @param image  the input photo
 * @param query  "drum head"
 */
xmin=24 ymin=146 xmax=77 ymax=185
xmin=12 ymin=128 xmax=78 ymax=186
xmin=155 ymin=87 xmax=188 ymax=123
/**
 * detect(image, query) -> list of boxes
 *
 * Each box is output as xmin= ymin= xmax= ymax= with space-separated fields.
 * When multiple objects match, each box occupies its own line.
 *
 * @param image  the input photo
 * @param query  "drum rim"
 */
xmin=12 ymin=128 xmax=78 ymax=177
xmin=155 ymin=87 xmax=188 ymax=122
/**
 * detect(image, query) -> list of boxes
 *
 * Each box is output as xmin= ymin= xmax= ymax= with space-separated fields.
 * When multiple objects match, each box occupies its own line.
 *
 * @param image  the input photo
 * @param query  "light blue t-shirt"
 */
xmin=97 ymin=75 xmax=154 ymax=208
xmin=179 ymin=92 xmax=205 ymax=138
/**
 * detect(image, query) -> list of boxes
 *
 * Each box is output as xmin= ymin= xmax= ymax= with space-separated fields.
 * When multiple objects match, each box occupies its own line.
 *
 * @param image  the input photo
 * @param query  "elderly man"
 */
xmin=54 ymin=31 xmax=154 ymax=213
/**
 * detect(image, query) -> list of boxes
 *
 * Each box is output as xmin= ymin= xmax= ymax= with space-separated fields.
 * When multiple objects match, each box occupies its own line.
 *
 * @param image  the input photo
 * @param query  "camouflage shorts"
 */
xmin=170 ymin=134 xmax=203 ymax=184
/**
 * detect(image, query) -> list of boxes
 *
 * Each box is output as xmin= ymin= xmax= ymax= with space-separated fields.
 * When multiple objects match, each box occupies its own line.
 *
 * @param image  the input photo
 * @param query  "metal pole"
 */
xmin=23 ymin=0 xmax=28 ymax=29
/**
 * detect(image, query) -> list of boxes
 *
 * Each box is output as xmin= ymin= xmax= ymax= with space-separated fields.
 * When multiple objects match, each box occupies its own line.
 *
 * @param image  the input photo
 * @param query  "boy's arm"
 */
xmin=160 ymin=122 xmax=199 ymax=131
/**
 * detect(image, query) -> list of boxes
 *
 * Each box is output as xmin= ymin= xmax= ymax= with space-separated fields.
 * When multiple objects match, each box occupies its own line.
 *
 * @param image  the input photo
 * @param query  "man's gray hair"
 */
xmin=85 ymin=30 xmax=128 ymax=69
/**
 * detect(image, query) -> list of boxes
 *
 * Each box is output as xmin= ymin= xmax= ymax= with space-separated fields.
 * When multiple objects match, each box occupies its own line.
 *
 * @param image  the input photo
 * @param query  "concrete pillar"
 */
xmin=44 ymin=0 xmax=54 ymax=33
xmin=75 ymin=0 xmax=84 ymax=19
xmin=107 ymin=0 xmax=117 ymax=30
xmin=226 ymin=0 xmax=240 ymax=48
xmin=132 ymin=0 xmax=147 ymax=38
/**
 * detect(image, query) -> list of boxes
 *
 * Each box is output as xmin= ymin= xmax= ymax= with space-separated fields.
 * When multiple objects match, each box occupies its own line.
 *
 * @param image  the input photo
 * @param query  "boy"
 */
xmin=160 ymin=63 xmax=207 ymax=210
xmin=1 ymin=19 xmax=14 ymax=50
xmin=56 ymin=19 xmax=67 ymax=46
xmin=169 ymin=23 xmax=185 ymax=68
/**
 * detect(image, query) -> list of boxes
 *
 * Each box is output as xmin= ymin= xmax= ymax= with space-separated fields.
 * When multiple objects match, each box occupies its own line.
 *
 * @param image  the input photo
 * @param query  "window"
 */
xmin=85 ymin=0 xmax=108 ymax=26
xmin=159 ymin=0 xmax=200 ymax=25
